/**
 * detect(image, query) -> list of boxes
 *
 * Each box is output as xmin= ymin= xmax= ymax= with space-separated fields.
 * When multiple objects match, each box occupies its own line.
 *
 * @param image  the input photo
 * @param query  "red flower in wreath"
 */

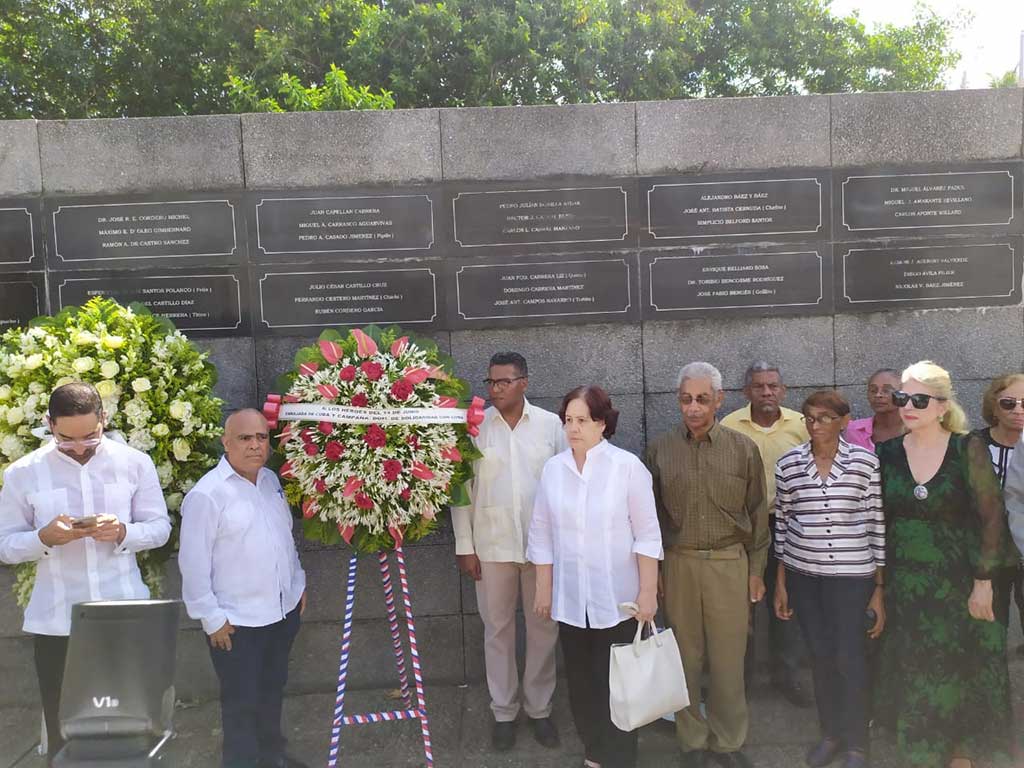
xmin=390 ymin=379 xmax=414 ymax=401
xmin=363 ymin=424 xmax=387 ymax=449
xmin=339 ymin=365 xmax=357 ymax=382
xmin=351 ymin=392 xmax=368 ymax=408
xmin=382 ymin=459 xmax=403 ymax=482
xmin=303 ymin=442 xmax=319 ymax=456
xmin=361 ymin=361 xmax=383 ymax=381
xmin=354 ymin=492 xmax=374 ymax=510
xmin=325 ymin=441 xmax=345 ymax=462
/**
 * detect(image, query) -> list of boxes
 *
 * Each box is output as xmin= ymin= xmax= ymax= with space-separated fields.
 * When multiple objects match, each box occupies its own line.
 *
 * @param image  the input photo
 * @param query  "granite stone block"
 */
xmin=174 ymin=627 xmax=220 ymax=702
xmin=834 ymin=307 xmax=1024 ymax=386
xmin=637 ymin=95 xmax=831 ymax=174
xmin=441 ymin=103 xmax=636 ymax=180
xmin=642 ymin=317 xmax=836 ymax=393
xmin=0 ymin=120 xmax=42 ymax=197
xmin=451 ymin=323 xmax=642 ymax=401
xmin=831 ymin=89 xmax=1024 ymax=167
xmin=0 ymin=705 xmax=43 ymax=766
xmin=195 ymin=336 xmax=257 ymax=413
xmin=0 ymin=565 xmax=22 ymax=639
xmin=0 ymin=635 xmax=40 ymax=707
xmin=38 ymin=115 xmax=244 ymax=195
xmin=241 ymin=110 xmax=442 ymax=189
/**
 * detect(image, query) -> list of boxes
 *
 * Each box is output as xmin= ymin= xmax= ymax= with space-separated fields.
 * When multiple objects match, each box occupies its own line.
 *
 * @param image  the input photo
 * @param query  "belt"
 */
xmin=668 ymin=542 xmax=745 ymax=560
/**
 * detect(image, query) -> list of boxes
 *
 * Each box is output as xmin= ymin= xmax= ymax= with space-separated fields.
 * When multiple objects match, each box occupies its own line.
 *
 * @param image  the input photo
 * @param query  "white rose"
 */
xmin=101 ymin=335 xmax=126 ymax=350
xmin=28 ymin=382 xmax=46 ymax=394
xmin=94 ymin=380 xmax=118 ymax=399
xmin=168 ymin=400 xmax=191 ymax=421
xmin=128 ymin=429 xmax=156 ymax=452
xmin=100 ymin=360 xmax=120 ymax=379
xmin=0 ymin=385 xmax=11 ymax=401
xmin=152 ymin=423 xmax=170 ymax=437
xmin=155 ymin=461 xmax=173 ymax=487
xmin=0 ymin=434 xmax=27 ymax=461
xmin=172 ymin=439 xmax=191 ymax=462
xmin=131 ymin=378 xmax=152 ymax=393
xmin=24 ymin=354 xmax=43 ymax=370
xmin=6 ymin=407 xmax=25 ymax=426
xmin=72 ymin=357 xmax=96 ymax=373
xmin=54 ymin=376 xmax=78 ymax=388
xmin=23 ymin=395 xmax=38 ymax=413
xmin=73 ymin=330 xmax=100 ymax=346
xmin=165 ymin=492 xmax=184 ymax=512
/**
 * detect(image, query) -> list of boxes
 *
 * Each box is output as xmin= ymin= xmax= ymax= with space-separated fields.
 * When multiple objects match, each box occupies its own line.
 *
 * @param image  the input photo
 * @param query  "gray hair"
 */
xmin=743 ymin=361 xmax=783 ymax=388
xmin=676 ymin=362 xmax=723 ymax=392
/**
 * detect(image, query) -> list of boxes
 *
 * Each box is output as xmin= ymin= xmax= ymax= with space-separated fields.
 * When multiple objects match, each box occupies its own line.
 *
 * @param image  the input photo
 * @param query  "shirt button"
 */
xmin=826 ymin=530 xmax=831 ymax=534
xmin=829 ymin=555 xmax=834 ymax=559
xmin=828 ymin=543 xmax=833 ymax=547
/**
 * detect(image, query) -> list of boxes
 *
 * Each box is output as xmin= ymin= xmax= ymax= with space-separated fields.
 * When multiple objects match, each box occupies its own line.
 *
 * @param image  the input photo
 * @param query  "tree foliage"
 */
xmin=988 ymin=69 xmax=1021 ymax=89
xmin=0 ymin=0 xmax=963 ymax=119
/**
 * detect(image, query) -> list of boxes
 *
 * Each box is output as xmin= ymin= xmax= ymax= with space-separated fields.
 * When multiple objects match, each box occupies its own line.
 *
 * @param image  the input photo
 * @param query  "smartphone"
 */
xmin=71 ymin=515 xmax=99 ymax=529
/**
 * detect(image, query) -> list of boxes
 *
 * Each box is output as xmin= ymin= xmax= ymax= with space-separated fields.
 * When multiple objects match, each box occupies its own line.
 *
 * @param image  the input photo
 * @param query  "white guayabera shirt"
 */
xmin=527 ymin=439 xmax=664 ymax=629
xmin=0 ymin=437 xmax=171 ymax=636
xmin=178 ymin=457 xmax=306 ymax=634
xmin=451 ymin=398 xmax=567 ymax=563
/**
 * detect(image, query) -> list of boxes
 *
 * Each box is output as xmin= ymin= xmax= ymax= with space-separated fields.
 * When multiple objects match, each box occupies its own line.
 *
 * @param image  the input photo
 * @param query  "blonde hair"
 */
xmin=902 ymin=360 xmax=968 ymax=434
xmin=982 ymin=373 xmax=1024 ymax=426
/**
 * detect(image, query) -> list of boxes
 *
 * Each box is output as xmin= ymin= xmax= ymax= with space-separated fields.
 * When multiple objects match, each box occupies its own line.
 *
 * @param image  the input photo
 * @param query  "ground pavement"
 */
xmin=6 ymin=631 xmax=1024 ymax=768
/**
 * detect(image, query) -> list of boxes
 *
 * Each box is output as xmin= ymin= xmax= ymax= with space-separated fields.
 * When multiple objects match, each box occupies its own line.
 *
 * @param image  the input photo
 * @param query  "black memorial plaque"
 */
xmin=47 ymin=197 xmax=240 ymax=266
xmin=53 ymin=271 xmax=246 ymax=334
xmin=837 ymin=238 xmax=1022 ymax=312
xmin=644 ymin=174 xmax=827 ymax=243
xmin=838 ymin=164 xmax=1023 ymax=235
xmin=256 ymin=267 xmax=439 ymax=332
xmin=0 ymin=274 xmax=45 ymax=329
xmin=0 ymin=201 xmax=42 ymax=271
xmin=252 ymin=193 xmax=435 ymax=257
xmin=449 ymin=254 xmax=637 ymax=328
xmin=642 ymin=247 xmax=830 ymax=319
xmin=451 ymin=186 xmax=629 ymax=248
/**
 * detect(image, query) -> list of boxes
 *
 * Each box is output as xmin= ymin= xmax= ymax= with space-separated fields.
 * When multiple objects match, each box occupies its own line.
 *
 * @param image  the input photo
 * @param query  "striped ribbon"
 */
xmin=327 ymin=553 xmax=358 ymax=767
xmin=379 ymin=551 xmax=412 ymax=708
xmin=395 ymin=546 xmax=434 ymax=767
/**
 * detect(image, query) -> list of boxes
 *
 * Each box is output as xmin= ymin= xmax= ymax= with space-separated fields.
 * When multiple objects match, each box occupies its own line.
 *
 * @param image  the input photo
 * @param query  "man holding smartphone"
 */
xmin=0 ymin=382 xmax=171 ymax=764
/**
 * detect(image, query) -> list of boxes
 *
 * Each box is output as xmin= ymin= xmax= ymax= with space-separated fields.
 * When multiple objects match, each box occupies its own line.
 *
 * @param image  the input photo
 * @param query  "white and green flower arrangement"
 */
xmin=0 ymin=297 xmax=224 ymax=605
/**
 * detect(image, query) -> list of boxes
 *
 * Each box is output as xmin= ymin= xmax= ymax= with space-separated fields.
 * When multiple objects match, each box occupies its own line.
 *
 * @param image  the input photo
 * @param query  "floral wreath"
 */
xmin=263 ymin=325 xmax=484 ymax=553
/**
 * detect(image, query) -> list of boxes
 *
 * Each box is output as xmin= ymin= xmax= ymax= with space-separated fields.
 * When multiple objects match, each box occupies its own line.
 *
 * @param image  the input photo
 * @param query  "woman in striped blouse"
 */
xmin=773 ymin=390 xmax=885 ymax=768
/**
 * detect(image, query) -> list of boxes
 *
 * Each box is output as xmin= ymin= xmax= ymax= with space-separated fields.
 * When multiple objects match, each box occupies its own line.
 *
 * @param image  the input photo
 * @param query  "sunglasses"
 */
xmin=892 ymin=390 xmax=947 ymax=409
xmin=998 ymin=397 xmax=1024 ymax=412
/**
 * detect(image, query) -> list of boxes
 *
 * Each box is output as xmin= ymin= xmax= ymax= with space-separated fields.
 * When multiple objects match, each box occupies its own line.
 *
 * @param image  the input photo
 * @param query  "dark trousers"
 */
xmin=33 ymin=634 xmax=69 ymax=764
xmin=559 ymin=618 xmax=639 ymax=768
xmin=753 ymin=519 xmax=803 ymax=684
xmin=209 ymin=606 xmax=301 ymax=768
xmin=786 ymin=570 xmax=874 ymax=752
xmin=993 ymin=564 xmax=1024 ymax=632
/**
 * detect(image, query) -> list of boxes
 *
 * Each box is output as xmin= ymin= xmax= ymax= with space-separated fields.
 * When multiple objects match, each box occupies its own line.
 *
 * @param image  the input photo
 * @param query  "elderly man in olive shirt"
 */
xmin=645 ymin=361 xmax=768 ymax=768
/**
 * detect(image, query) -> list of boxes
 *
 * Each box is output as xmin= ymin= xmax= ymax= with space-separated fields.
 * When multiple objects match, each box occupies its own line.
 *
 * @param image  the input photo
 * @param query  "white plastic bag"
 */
xmin=609 ymin=615 xmax=689 ymax=732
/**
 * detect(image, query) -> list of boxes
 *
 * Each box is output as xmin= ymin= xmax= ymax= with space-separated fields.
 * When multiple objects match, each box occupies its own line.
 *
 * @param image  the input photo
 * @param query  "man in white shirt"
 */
xmin=0 ymin=382 xmax=171 ymax=764
xmin=452 ymin=352 xmax=567 ymax=752
xmin=179 ymin=409 xmax=307 ymax=768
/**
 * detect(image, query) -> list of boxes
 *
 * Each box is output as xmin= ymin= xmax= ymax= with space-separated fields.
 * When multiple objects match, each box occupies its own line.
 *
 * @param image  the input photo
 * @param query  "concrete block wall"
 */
xmin=2 ymin=89 xmax=1024 ymax=708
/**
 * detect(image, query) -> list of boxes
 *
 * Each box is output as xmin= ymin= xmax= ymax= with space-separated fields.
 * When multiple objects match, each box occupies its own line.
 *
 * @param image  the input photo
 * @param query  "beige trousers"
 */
xmin=476 ymin=561 xmax=559 ymax=722
xmin=663 ymin=544 xmax=750 ymax=754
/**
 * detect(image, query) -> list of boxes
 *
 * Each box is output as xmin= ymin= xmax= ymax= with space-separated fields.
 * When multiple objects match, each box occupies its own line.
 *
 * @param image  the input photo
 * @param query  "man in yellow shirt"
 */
xmin=721 ymin=361 xmax=811 ymax=709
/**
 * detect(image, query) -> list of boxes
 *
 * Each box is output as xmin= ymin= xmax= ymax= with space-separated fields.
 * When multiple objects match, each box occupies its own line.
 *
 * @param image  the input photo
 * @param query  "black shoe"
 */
xmin=773 ymin=678 xmax=813 ymax=709
xmin=805 ymin=738 xmax=842 ymax=768
xmin=259 ymin=757 xmax=310 ymax=768
xmin=839 ymin=751 xmax=869 ymax=768
xmin=680 ymin=750 xmax=708 ymax=768
xmin=709 ymin=751 xmax=754 ymax=768
xmin=492 ymin=720 xmax=516 ymax=751
xmin=528 ymin=716 xmax=560 ymax=748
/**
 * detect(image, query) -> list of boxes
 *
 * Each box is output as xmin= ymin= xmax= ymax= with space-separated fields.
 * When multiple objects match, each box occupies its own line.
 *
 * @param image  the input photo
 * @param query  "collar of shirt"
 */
xmin=214 ymin=455 xmax=273 ymax=487
xmin=735 ymin=404 xmax=803 ymax=433
xmin=683 ymin=420 xmax=722 ymax=443
xmin=799 ymin=437 xmax=853 ymax=484
xmin=556 ymin=437 xmax=611 ymax=474
xmin=485 ymin=396 xmax=534 ymax=428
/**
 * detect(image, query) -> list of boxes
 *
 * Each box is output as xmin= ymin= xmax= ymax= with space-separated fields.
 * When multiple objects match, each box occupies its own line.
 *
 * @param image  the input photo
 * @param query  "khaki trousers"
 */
xmin=663 ymin=544 xmax=750 ymax=754
xmin=476 ymin=561 xmax=559 ymax=722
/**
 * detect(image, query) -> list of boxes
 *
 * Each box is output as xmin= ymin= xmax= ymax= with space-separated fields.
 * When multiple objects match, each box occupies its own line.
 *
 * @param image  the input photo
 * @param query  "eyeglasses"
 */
xmin=892 ymin=390 xmax=947 ymax=409
xmin=998 ymin=397 xmax=1024 ymax=412
xmin=483 ymin=377 xmax=525 ymax=391
xmin=679 ymin=394 xmax=715 ymax=406
xmin=803 ymin=414 xmax=841 ymax=426
xmin=53 ymin=430 xmax=103 ymax=451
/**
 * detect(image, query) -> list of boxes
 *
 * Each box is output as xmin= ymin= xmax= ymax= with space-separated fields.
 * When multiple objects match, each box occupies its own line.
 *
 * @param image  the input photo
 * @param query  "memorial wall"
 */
xmin=1 ymin=89 xmax=1023 ymax=703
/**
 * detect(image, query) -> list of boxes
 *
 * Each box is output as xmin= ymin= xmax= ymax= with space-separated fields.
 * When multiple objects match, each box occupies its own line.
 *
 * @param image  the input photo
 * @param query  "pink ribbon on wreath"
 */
xmin=338 ymin=524 xmax=355 ymax=544
xmin=389 ymin=525 xmax=404 ymax=548
xmin=263 ymin=394 xmax=282 ymax=429
xmin=465 ymin=396 xmax=486 ymax=436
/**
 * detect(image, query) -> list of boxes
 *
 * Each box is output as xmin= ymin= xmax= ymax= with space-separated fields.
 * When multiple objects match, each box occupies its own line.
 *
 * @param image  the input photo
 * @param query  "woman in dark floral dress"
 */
xmin=874 ymin=361 xmax=1012 ymax=768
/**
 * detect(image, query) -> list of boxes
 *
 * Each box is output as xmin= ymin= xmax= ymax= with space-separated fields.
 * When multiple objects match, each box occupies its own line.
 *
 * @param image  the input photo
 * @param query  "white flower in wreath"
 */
xmin=123 ymin=399 xmax=152 ymax=428
xmin=24 ymin=353 xmax=44 ymax=371
xmin=152 ymin=423 xmax=170 ymax=438
xmin=155 ymin=461 xmax=174 ymax=488
xmin=100 ymin=360 xmax=120 ymax=379
xmin=168 ymin=400 xmax=192 ymax=421
xmin=72 ymin=357 xmax=96 ymax=373
xmin=165 ymin=492 xmax=184 ymax=512
xmin=54 ymin=376 xmax=78 ymax=388
xmin=73 ymin=330 xmax=100 ymax=346
xmin=172 ymin=438 xmax=191 ymax=462
xmin=94 ymin=380 xmax=118 ymax=399
xmin=178 ymin=478 xmax=196 ymax=494
xmin=23 ymin=394 xmax=39 ymax=413
xmin=5 ymin=407 xmax=25 ymax=426
xmin=0 ymin=434 xmax=27 ymax=462
xmin=128 ymin=428 xmax=157 ymax=452
xmin=28 ymin=382 xmax=46 ymax=395
xmin=0 ymin=385 xmax=11 ymax=401
xmin=131 ymin=377 xmax=152 ymax=394
xmin=101 ymin=335 xmax=126 ymax=350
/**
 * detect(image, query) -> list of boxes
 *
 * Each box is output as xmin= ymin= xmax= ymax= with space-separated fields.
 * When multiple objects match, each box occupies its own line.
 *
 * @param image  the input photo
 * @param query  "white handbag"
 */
xmin=608 ymin=610 xmax=689 ymax=732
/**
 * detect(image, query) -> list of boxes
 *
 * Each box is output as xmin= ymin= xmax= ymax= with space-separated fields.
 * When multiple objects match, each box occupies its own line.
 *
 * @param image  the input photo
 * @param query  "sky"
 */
xmin=829 ymin=0 xmax=1024 ymax=88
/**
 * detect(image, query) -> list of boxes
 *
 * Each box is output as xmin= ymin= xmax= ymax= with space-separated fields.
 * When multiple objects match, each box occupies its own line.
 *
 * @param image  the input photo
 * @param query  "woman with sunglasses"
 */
xmin=873 ymin=361 xmax=1012 ymax=768
xmin=774 ymin=390 xmax=885 ymax=768
xmin=844 ymin=369 xmax=905 ymax=452
xmin=973 ymin=374 xmax=1024 ymax=638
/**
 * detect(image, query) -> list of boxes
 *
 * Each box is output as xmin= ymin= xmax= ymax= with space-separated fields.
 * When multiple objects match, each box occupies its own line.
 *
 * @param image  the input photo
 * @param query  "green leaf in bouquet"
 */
xmin=449 ymin=481 xmax=471 ymax=507
xmin=293 ymin=345 xmax=324 ymax=368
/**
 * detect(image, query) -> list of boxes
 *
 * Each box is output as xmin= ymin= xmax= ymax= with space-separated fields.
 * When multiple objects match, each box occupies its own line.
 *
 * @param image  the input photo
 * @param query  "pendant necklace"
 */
xmin=913 ymin=484 xmax=929 ymax=501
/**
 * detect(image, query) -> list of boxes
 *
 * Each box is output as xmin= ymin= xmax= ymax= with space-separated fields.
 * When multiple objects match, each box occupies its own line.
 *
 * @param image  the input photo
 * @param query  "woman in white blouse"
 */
xmin=528 ymin=385 xmax=663 ymax=768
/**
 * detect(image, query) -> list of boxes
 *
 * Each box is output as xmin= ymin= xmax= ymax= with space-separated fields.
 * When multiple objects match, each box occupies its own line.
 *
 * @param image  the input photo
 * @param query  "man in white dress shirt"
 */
xmin=179 ymin=409 xmax=307 ymax=768
xmin=0 ymin=382 xmax=171 ymax=764
xmin=452 ymin=352 xmax=567 ymax=751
